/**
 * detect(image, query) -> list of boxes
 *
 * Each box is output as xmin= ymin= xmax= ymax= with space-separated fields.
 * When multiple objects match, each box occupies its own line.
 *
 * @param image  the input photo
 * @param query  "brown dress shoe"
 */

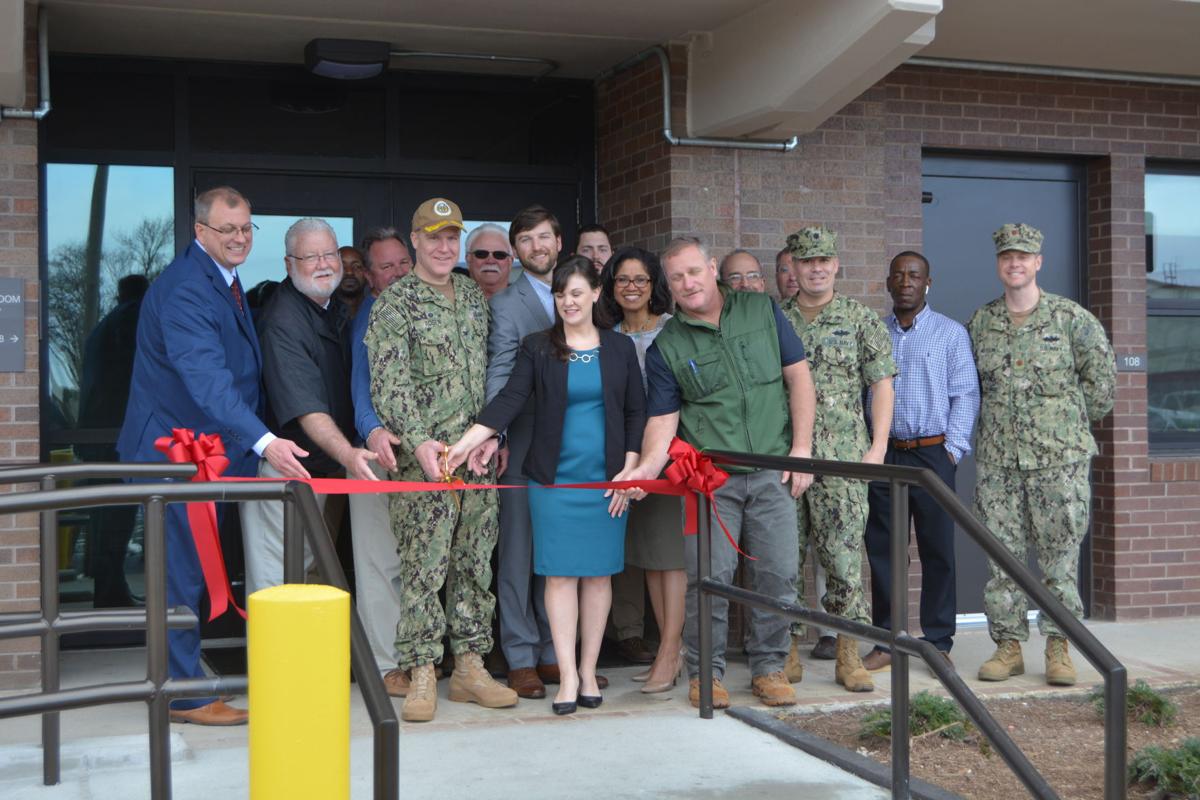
xmin=536 ymin=663 xmax=608 ymax=689
xmin=862 ymin=649 xmax=892 ymax=672
xmin=615 ymin=636 xmax=656 ymax=664
xmin=507 ymin=667 xmax=546 ymax=699
xmin=169 ymin=700 xmax=248 ymax=726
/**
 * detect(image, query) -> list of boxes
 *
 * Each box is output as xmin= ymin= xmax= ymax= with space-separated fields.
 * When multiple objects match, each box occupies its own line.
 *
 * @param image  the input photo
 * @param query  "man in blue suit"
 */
xmin=117 ymin=186 xmax=309 ymax=726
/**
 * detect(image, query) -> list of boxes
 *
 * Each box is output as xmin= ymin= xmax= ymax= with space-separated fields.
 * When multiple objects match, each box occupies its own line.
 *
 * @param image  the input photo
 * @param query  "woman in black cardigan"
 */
xmin=447 ymin=256 xmax=646 ymax=714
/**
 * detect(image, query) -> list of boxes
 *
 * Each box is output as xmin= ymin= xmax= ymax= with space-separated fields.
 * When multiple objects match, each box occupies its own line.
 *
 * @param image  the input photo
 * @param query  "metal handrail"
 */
xmin=694 ymin=449 xmax=1127 ymax=800
xmin=0 ymin=467 xmax=399 ymax=800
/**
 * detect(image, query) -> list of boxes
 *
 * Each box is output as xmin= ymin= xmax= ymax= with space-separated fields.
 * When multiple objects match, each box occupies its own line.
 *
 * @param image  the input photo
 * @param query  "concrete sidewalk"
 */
xmin=0 ymin=618 xmax=1195 ymax=798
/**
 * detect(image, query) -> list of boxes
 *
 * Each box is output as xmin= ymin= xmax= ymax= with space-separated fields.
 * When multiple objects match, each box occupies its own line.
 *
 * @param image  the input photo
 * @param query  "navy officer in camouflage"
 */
xmin=970 ymin=223 xmax=1115 ymax=686
xmin=782 ymin=225 xmax=896 ymax=693
xmin=365 ymin=197 xmax=518 ymax=721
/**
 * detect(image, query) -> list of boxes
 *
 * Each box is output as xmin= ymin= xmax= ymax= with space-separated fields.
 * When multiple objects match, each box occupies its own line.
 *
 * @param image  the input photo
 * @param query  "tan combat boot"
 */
xmin=1044 ymin=636 xmax=1076 ymax=686
xmin=751 ymin=671 xmax=798 ymax=707
xmin=401 ymin=664 xmax=437 ymax=722
xmin=784 ymin=634 xmax=805 ymax=683
xmin=448 ymin=651 xmax=519 ymax=708
xmin=382 ymin=668 xmax=409 ymax=697
xmin=687 ymin=677 xmax=731 ymax=709
xmin=977 ymin=639 xmax=1024 ymax=681
xmin=834 ymin=635 xmax=874 ymax=692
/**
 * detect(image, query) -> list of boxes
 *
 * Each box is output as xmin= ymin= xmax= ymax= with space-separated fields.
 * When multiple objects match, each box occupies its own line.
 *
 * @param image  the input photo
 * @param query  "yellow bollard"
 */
xmin=248 ymin=584 xmax=350 ymax=800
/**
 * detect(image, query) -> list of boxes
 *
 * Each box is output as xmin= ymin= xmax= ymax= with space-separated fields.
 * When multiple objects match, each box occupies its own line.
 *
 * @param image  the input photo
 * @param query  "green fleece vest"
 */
xmin=653 ymin=290 xmax=791 ymax=466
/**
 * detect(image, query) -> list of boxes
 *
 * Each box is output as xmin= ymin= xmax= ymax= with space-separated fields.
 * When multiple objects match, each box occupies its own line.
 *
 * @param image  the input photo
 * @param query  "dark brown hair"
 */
xmin=509 ymin=205 xmax=562 ymax=248
xmin=548 ymin=254 xmax=612 ymax=361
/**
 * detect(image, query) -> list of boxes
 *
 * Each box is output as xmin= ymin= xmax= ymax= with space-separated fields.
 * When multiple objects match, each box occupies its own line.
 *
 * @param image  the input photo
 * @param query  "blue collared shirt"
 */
xmin=876 ymin=303 xmax=980 ymax=461
xmin=525 ymin=271 xmax=555 ymax=321
xmin=351 ymin=292 xmax=384 ymax=442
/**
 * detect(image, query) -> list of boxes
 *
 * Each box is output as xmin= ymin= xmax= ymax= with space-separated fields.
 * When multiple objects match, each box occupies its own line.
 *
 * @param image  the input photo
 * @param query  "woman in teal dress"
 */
xmin=447 ymin=256 xmax=646 ymax=714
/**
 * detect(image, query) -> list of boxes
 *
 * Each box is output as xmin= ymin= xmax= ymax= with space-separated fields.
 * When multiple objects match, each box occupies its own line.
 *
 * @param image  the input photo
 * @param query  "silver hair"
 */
xmin=661 ymin=236 xmax=711 ymax=265
xmin=465 ymin=222 xmax=511 ymax=254
xmin=284 ymin=217 xmax=338 ymax=256
xmin=194 ymin=186 xmax=249 ymax=223
xmin=719 ymin=248 xmax=761 ymax=275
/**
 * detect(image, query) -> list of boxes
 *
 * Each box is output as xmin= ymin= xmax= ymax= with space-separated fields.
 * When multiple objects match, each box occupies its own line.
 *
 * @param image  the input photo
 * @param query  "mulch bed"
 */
xmin=785 ymin=685 xmax=1200 ymax=799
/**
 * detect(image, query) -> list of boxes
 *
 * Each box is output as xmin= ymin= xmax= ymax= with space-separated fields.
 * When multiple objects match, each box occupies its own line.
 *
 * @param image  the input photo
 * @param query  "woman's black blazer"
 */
xmin=476 ymin=328 xmax=647 ymax=485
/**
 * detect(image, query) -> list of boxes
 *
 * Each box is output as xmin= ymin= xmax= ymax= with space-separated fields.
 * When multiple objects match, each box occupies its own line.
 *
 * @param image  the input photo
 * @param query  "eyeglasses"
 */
xmin=198 ymin=221 xmax=259 ymax=238
xmin=614 ymin=275 xmax=651 ymax=288
xmin=725 ymin=272 xmax=762 ymax=284
xmin=287 ymin=251 xmax=342 ymax=267
xmin=471 ymin=249 xmax=511 ymax=260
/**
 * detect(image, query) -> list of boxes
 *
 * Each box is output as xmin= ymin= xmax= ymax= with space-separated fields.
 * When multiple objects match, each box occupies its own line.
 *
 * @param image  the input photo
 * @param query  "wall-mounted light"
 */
xmin=304 ymin=39 xmax=391 ymax=80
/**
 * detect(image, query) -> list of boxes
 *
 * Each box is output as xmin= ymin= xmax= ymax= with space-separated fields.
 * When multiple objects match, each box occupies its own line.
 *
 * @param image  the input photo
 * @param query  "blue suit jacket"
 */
xmin=117 ymin=242 xmax=267 ymax=478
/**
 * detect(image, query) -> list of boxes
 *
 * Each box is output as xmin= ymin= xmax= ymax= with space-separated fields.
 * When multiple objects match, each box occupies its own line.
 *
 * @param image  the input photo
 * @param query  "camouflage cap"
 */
xmin=786 ymin=226 xmax=839 ymax=259
xmin=992 ymin=223 xmax=1043 ymax=255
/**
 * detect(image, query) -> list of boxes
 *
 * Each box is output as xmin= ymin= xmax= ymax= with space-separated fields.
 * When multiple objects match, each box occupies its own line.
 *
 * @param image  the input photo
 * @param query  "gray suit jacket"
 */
xmin=487 ymin=272 xmax=553 ymax=478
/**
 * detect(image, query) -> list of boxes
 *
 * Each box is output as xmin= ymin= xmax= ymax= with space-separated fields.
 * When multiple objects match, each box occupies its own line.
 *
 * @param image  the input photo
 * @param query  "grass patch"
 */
xmin=1128 ymin=737 xmax=1200 ymax=797
xmin=1090 ymin=680 xmax=1178 ymax=727
xmin=858 ymin=691 xmax=971 ymax=743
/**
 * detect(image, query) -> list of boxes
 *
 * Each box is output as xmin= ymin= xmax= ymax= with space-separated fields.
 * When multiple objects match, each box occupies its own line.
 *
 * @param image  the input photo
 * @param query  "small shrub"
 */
xmin=858 ymin=691 xmax=970 ymax=743
xmin=1128 ymin=737 xmax=1200 ymax=798
xmin=1090 ymin=680 xmax=1178 ymax=727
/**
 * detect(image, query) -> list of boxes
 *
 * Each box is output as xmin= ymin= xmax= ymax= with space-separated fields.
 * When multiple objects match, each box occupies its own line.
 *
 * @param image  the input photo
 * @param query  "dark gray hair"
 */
xmin=719 ymin=248 xmax=761 ymax=275
xmin=360 ymin=226 xmax=407 ymax=269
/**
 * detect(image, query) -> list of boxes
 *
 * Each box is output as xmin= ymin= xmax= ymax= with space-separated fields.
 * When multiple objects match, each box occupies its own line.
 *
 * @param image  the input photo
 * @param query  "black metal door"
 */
xmin=920 ymin=154 xmax=1090 ymax=620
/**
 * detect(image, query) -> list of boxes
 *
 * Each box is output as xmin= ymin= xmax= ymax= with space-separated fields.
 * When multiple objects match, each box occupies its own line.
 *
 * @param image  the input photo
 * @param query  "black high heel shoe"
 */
xmin=577 ymin=694 xmax=603 ymax=709
xmin=552 ymin=695 xmax=578 ymax=715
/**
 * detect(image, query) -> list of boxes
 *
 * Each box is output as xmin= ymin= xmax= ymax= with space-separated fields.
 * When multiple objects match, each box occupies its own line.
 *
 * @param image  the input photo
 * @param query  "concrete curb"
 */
xmin=727 ymin=706 xmax=963 ymax=800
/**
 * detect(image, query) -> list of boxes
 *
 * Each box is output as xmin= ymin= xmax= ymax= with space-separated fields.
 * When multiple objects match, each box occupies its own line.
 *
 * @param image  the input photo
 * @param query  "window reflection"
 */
xmin=1146 ymin=174 xmax=1200 ymax=299
xmin=45 ymin=163 xmax=174 ymax=613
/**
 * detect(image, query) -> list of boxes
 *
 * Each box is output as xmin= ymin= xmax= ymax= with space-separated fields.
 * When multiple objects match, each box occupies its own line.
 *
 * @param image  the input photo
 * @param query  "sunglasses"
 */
xmin=472 ymin=249 xmax=511 ymax=260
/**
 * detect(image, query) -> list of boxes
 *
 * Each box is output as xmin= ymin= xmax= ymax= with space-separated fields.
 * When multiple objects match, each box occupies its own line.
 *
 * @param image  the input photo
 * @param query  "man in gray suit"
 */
xmin=486 ymin=205 xmax=576 ymax=699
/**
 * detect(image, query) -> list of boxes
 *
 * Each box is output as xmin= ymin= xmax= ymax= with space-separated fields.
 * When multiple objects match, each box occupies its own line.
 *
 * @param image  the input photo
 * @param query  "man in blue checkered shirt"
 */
xmin=861 ymin=251 xmax=979 ymax=672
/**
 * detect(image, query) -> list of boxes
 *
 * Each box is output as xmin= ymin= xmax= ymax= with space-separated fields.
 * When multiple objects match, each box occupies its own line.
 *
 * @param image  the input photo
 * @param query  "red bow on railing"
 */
xmin=155 ymin=429 xmax=245 ymax=621
xmin=663 ymin=437 xmax=751 ymax=559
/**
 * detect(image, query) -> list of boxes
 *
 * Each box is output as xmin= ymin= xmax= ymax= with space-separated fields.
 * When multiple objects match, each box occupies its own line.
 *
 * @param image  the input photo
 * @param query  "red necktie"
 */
xmin=230 ymin=277 xmax=245 ymax=315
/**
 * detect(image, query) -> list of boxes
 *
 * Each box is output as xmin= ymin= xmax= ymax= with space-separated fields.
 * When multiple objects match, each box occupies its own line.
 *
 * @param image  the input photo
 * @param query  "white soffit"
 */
xmin=687 ymin=0 xmax=941 ymax=138
xmin=0 ymin=2 xmax=25 ymax=108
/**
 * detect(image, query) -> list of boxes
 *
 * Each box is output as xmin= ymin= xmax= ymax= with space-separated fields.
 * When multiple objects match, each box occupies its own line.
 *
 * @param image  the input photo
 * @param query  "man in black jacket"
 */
xmin=241 ymin=217 xmax=378 ymax=595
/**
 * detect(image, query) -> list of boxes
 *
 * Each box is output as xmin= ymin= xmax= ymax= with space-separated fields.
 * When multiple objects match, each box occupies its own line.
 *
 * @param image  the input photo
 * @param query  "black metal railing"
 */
xmin=694 ymin=450 xmax=1128 ymax=800
xmin=0 ymin=464 xmax=398 ymax=800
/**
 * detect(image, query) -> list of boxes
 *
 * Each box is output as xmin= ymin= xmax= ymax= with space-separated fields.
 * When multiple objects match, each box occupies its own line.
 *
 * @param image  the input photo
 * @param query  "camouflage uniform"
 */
xmin=365 ymin=271 xmax=499 ymax=669
xmin=782 ymin=226 xmax=897 ymax=630
xmin=970 ymin=224 xmax=1116 ymax=643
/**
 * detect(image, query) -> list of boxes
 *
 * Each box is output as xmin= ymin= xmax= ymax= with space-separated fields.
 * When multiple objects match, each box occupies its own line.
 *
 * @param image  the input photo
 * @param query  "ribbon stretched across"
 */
xmin=163 ymin=431 xmax=745 ymax=620
xmin=155 ymin=428 xmax=246 ymax=621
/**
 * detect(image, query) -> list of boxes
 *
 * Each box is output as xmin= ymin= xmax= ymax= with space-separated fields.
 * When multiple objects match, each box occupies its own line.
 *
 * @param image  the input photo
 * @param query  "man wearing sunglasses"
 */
xmin=118 ymin=186 xmax=309 ymax=726
xmin=465 ymin=223 xmax=514 ymax=299
xmin=720 ymin=249 xmax=767 ymax=293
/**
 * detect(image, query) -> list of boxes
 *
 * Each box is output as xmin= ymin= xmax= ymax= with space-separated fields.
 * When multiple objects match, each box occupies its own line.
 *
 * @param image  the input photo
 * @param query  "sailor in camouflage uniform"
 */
xmin=970 ymin=223 xmax=1115 ymax=687
xmin=366 ymin=197 xmax=518 ymax=721
xmin=781 ymin=226 xmax=896 ymax=692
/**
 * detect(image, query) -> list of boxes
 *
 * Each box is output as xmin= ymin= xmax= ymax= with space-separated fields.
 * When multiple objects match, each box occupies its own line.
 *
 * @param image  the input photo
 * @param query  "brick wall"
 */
xmin=596 ymin=52 xmax=1200 ymax=630
xmin=0 ymin=9 xmax=42 ymax=688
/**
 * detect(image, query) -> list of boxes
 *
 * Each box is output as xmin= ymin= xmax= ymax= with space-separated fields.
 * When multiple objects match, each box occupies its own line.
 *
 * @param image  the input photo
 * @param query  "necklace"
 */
xmin=568 ymin=348 xmax=598 ymax=363
xmin=623 ymin=314 xmax=659 ymax=334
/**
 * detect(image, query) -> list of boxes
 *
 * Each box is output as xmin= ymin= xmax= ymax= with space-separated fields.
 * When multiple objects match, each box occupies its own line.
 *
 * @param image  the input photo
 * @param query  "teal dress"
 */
xmin=528 ymin=347 xmax=627 ymax=577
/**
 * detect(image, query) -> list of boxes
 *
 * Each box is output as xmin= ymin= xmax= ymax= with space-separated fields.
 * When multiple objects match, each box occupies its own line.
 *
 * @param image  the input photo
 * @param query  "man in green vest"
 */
xmin=625 ymin=236 xmax=817 ymax=709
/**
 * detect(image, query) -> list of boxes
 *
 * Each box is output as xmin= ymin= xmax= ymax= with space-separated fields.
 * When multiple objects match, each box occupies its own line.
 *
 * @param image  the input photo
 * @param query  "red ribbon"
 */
xmin=662 ymin=438 xmax=751 ymax=559
xmin=162 ymin=430 xmax=751 ymax=618
xmin=155 ymin=428 xmax=245 ymax=621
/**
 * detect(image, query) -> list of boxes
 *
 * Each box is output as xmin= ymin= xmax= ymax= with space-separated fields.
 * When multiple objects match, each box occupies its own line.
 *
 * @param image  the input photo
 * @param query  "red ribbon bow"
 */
xmin=663 ymin=438 xmax=752 ymax=559
xmin=155 ymin=429 xmax=245 ymax=621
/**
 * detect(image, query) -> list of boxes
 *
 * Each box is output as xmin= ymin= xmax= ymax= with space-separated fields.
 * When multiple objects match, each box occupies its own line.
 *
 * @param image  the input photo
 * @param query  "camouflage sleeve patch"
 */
xmin=1072 ymin=309 xmax=1116 ymax=422
xmin=859 ymin=310 xmax=898 ymax=387
xmin=366 ymin=292 xmax=431 ymax=455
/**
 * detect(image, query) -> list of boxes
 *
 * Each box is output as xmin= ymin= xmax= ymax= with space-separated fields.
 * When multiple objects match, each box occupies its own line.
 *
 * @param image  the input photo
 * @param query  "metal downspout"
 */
xmin=907 ymin=56 xmax=1200 ymax=88
xmin=0 ymin=5 xmax=51 ymax=122
xmin=596 ymin=45 xmax=798 ymax=152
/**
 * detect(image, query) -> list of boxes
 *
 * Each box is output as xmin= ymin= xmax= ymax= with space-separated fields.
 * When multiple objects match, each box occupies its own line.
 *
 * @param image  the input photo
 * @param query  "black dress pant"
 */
xmin=864 ymin=443 xmax=957 ymax=652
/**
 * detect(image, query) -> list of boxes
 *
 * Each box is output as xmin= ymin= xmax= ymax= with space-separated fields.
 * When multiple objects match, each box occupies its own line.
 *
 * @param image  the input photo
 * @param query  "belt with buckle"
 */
xmin=889 ymin=434 xmax=946 ymax=450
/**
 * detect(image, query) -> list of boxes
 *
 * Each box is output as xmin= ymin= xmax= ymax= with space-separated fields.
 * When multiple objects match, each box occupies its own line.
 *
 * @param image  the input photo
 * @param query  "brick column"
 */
xmin=1087 ymin=154 xmax=1149 ymax=619
xmin=0 ymin=10 xmax=42 ymax=688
